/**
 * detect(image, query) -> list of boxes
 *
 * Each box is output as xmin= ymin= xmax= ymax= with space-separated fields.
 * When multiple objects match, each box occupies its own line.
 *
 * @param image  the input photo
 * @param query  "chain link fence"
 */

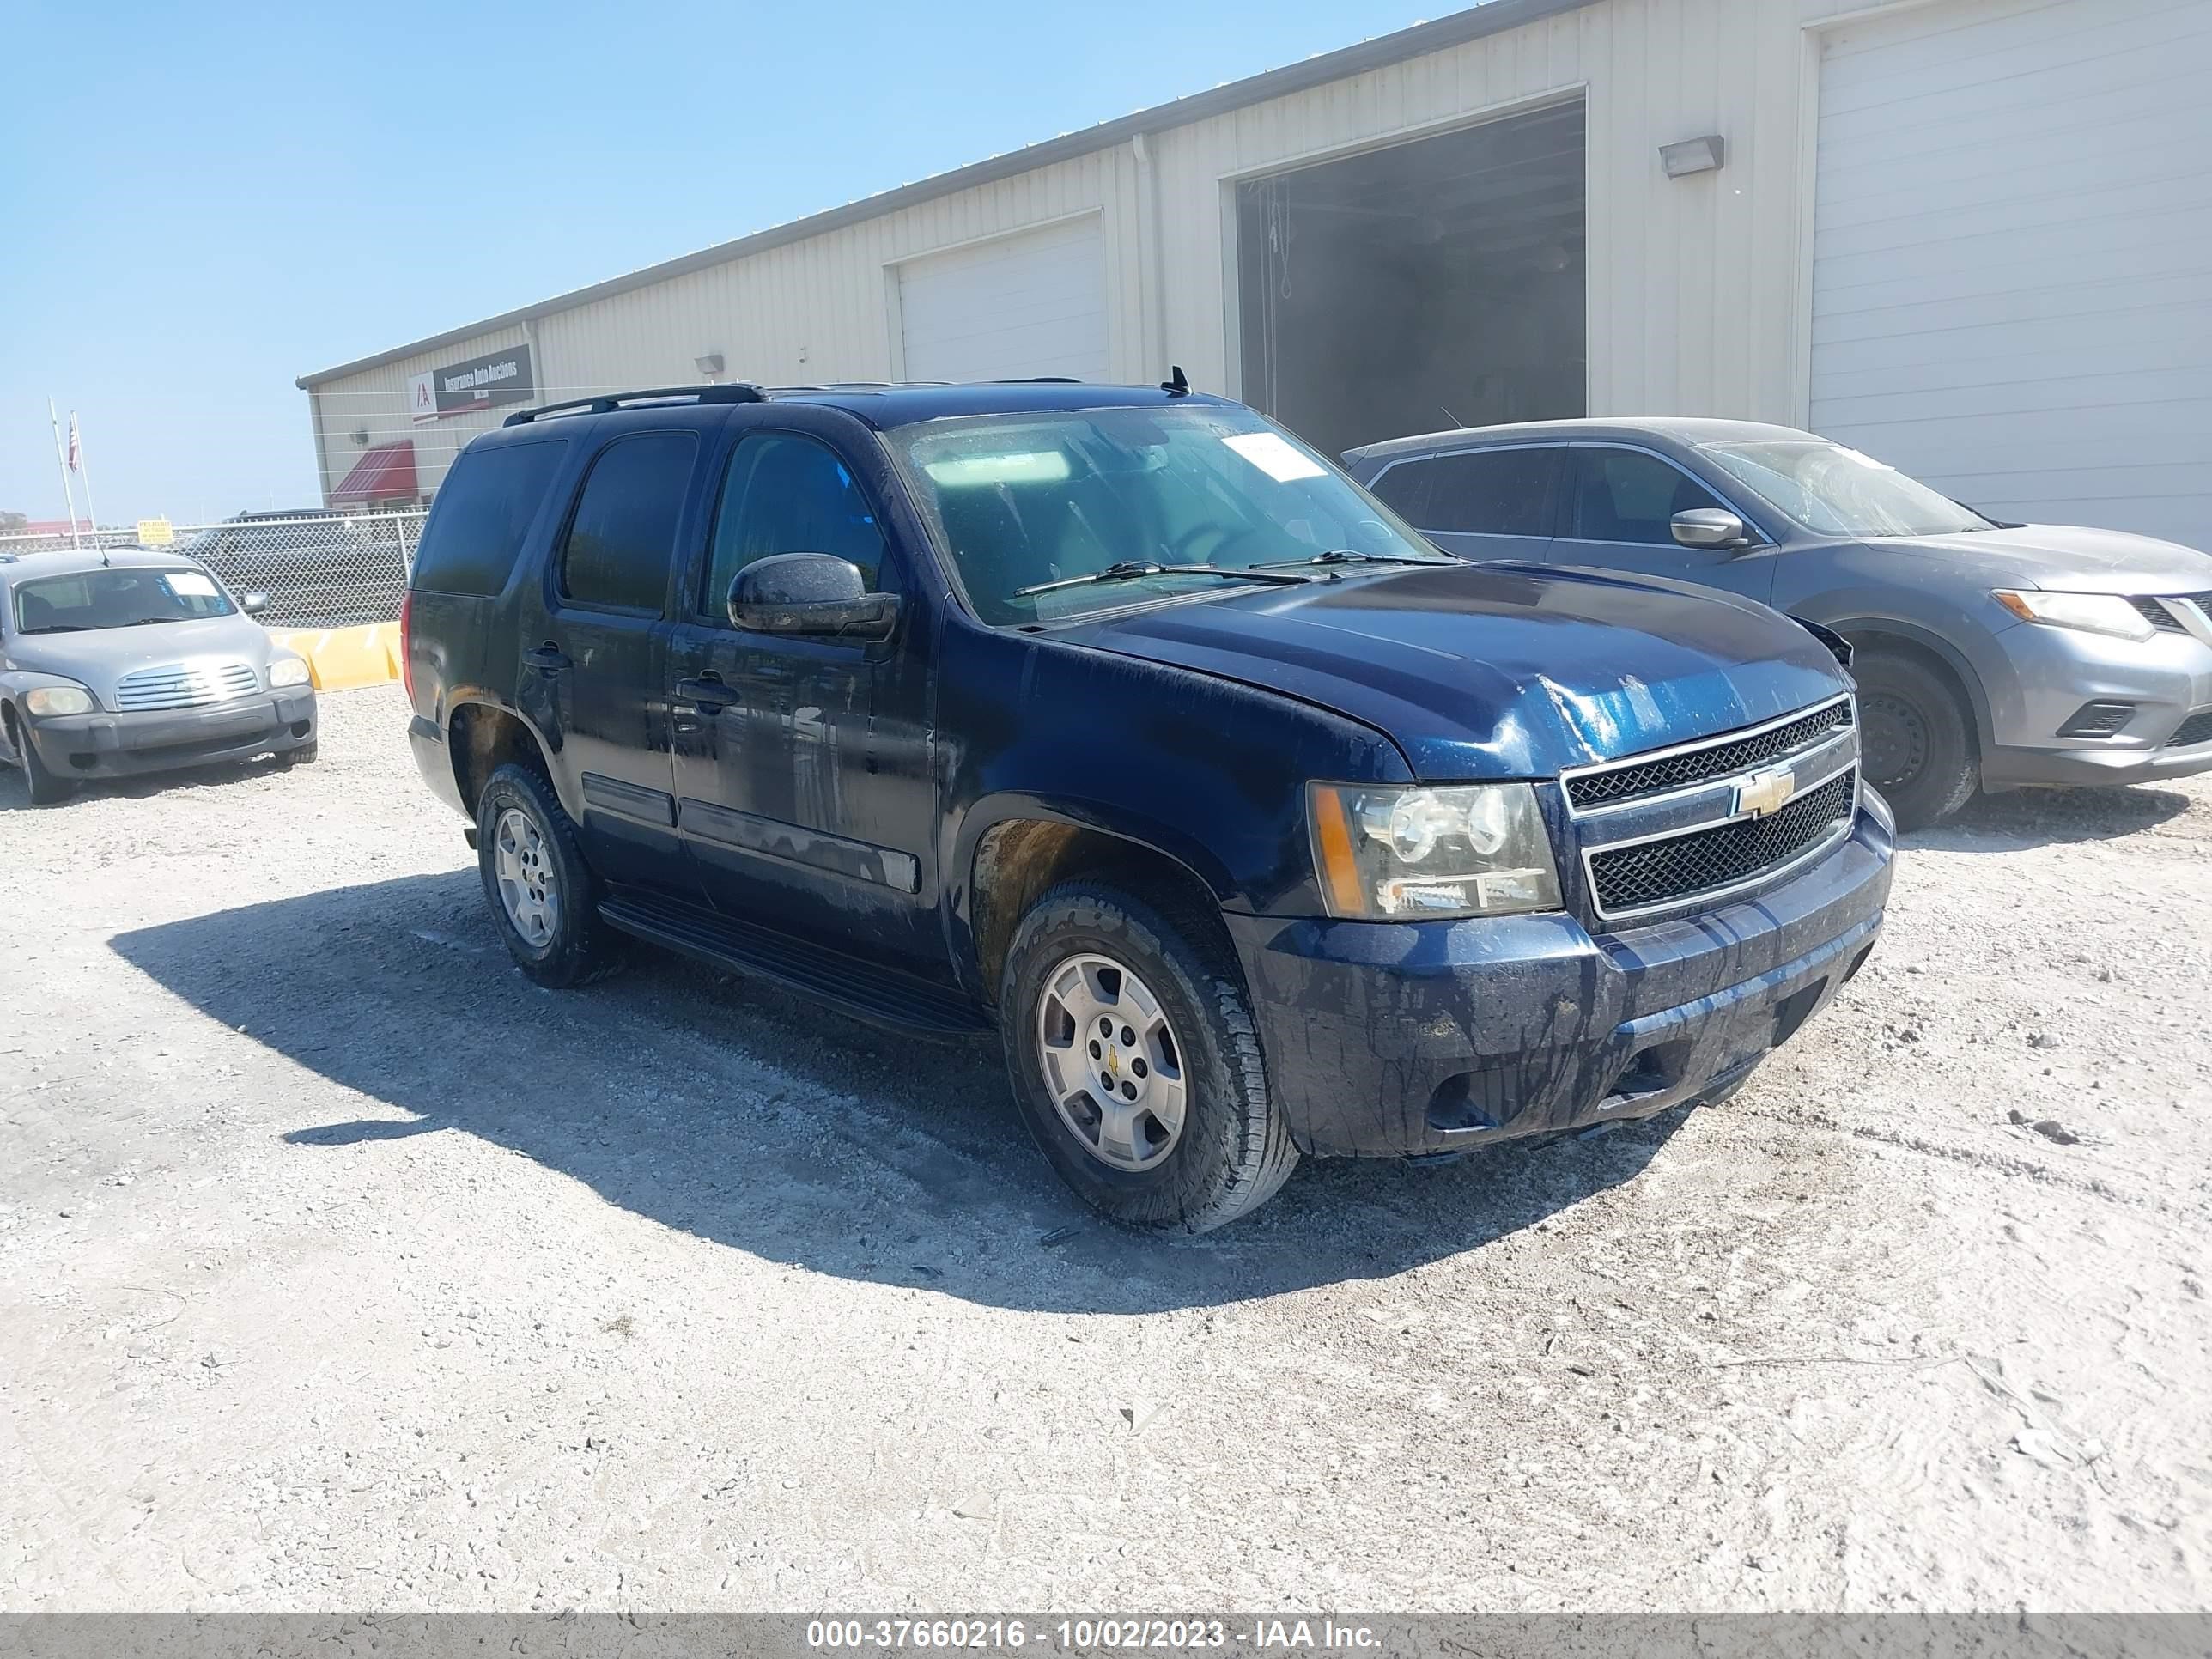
xmin=0 ymin=511 xmax=427 ymax=628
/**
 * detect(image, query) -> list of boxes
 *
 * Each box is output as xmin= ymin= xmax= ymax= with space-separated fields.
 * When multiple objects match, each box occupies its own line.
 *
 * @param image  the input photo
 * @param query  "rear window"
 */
xmin=409 ymin=440 xmax=568 ymax=597
xmin=558 ymin=434 xmax=699 ymax=612
xmin=1372 ymin=448 xmax=1562 ymax=538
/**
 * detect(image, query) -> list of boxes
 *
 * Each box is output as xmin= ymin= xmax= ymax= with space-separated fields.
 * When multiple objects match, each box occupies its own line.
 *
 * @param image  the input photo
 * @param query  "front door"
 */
xmin=527 ymin=428 xmax=700 ymax=887
xmin=1552 ymin=445 xmax=1777 ymax=604
xmin=666 ymin=425 xmax=939 ymax=969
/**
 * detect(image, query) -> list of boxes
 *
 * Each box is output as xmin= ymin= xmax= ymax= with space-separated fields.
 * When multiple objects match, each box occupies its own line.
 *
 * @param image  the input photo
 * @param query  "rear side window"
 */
xmin=558 ymin=433 xmax=699 ymax=611
xmin=1370 ymin=448 xmax=1562 ymax=538
xmin=410 ymin=440 xmax=568 ymax=596
xmin=1569 ymin=448 xmax=1725 ymax=545
xmin=699 ymin=433 xmax=890 ymax=615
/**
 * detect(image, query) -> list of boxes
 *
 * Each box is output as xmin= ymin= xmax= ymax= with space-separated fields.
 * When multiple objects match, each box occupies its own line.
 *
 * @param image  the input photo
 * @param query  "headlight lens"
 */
xmin=1308 ymin=781 xmax=1562 ymax=920
xmin=1992 ymin=589 xmax=2155 ymax=641
xmin=24 ymin=684 xmax=94 ymax=717
xmin=268 ymin=656 xmax=312 ymax=688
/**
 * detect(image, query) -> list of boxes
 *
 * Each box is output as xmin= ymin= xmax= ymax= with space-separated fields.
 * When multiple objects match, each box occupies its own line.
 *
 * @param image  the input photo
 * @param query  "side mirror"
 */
xmin=729 ymin=552 xmax=899 ymax=641
xmin=240 ymin=590 xmax=270 ymax=616
xmin=1670 ymin=508 xmax=1749 ymax=550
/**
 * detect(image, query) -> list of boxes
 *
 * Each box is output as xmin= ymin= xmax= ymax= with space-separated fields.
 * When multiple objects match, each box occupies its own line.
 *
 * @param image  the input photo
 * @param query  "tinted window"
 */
xmin=558 ymin=433 xmax=698 ymax=611
xmin=1372 ymin=449 xmax=1561 ymax=537
xmin=1569 ymin=448 xmax=1724 ymax=545
xmin=700 ymin=433 xmax=889 ymax=615
xmin=410 ymin=440 xmax=568 ymax=596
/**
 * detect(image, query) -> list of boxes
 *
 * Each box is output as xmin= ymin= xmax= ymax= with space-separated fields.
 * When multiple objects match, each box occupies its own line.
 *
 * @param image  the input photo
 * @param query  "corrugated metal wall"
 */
xmin=311 ymin=0 xmax=1890 ymax=504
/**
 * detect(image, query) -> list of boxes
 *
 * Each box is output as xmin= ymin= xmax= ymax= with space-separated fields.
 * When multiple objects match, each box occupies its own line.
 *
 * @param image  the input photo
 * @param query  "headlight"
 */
xmin=1308 ymin=781 xmax=1562 ymax=920
xmin=1992 ymin=589 xmax=2155 ymax=641
xmin=24 ymin=684 xmax=94 ymax=717
xmin=268 ymin=656 xmax=312 ymax=688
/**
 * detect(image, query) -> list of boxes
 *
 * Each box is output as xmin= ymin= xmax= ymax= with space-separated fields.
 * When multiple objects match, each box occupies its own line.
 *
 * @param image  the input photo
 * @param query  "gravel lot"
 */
xmin=3 ymin=684 xmax=2207 ymax=1613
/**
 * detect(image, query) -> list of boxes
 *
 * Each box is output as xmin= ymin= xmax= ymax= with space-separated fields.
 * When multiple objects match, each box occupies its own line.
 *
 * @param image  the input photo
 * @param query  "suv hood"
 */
xmin=8 ymin=614 xmax=273 ymax=701
xmin=1870 ymin=524 xmax=2212 ymax=595
xmin=1060 ymin=563 xmax=1848 ymax=779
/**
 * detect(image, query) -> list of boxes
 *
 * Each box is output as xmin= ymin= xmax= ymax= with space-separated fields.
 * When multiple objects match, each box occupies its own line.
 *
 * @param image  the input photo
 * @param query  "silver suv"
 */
xmin=0 ymin=547 xmax=318 ymax=805
xmin=1343 ymin=419 xmax=2212 ymax=827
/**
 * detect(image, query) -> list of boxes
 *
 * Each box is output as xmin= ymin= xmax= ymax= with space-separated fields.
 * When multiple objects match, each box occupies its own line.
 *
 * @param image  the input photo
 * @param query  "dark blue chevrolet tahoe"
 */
xmin=402 ymin=380 xmax=1894 ymax=1231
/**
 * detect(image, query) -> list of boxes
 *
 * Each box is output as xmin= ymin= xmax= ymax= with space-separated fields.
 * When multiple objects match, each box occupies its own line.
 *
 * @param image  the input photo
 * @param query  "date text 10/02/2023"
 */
xmin=805 ymin=1620 xmax=1383 ymax=1651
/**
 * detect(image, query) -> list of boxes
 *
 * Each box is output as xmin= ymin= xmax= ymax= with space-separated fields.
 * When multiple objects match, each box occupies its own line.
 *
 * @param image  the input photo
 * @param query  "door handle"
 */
xmin=524 ymin=642 xmax=571 ymax=672
xmin=673 ymin=674 xmax=740 ymax=711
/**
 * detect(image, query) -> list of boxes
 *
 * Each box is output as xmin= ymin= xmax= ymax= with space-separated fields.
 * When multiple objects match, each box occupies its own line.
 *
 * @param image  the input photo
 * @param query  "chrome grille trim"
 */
xmin=1562 ymin=693 xmax=1856 ymax=817
xmin=112 ymin=659 xmax=262 ymax=712
xmin=1581 ymin=756 xmax=1861 ymax=924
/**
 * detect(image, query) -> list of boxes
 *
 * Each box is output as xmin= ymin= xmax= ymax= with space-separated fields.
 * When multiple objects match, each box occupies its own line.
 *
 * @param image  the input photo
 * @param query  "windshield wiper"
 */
xmin=1253 ymin=548 xmax=1456 ymax=570
xmin=125 ymin=616 xmax=191 ymax=626
xmin=19 ymin=623 xmax=94 ymax=634
xmin=1012 ymin=561 xmax=1316 ymax=599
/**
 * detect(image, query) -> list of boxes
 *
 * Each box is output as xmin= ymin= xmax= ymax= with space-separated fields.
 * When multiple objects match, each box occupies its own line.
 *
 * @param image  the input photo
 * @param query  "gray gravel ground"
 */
xmin=2 ymin=684 xmax=2207 ymax=1612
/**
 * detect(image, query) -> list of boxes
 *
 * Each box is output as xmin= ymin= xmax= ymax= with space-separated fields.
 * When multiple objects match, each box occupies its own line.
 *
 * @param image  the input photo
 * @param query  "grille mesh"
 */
xmin=1589 ymin=769 xmax=1857 ymax=916
xmin=113 ymin=660 xmax=261 ymax=712
xmin=1567 ymin=702 xmax=1852 ymax=811
xmin=2132 ymin=597 xmax=2185 ymax=630
xmin=2169 ymin=709 xmax=2212 ymax=749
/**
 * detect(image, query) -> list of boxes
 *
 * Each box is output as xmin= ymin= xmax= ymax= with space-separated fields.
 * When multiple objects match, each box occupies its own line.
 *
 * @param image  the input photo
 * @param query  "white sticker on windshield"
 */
xmin=162 ymin=571 xmax=219 ymax=598
xmin=1223 ymin=431 xmax=1325 ymax=483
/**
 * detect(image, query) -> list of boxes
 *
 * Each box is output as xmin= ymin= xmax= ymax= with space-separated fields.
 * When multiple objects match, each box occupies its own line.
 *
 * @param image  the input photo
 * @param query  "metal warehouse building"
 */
xmin=299 ymin=0 xmax=2212 ymax=547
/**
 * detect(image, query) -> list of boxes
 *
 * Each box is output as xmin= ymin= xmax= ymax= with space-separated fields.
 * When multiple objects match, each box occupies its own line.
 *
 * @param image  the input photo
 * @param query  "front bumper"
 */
xmin=25 ymin=690 xmax=316 ymax=781
xmin=1227 ymin=803 xmax=1894 ymax=1158
xmin=1980 ymin=618 xmax=2212 ymax=790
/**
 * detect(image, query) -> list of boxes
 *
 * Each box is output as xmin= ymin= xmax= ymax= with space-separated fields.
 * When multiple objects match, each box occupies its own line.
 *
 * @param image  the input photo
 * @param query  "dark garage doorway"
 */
xmin=1235 ymin=100 xmax=1586 ymax=464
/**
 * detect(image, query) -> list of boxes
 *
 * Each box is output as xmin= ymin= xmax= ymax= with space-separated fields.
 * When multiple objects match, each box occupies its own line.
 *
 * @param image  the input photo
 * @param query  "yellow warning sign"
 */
xmin=137 ymin=517 xmax=175 ymax=545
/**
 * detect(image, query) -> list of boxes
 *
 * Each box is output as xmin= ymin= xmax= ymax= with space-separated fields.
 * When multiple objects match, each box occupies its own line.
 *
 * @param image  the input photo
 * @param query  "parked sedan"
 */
xmin=1343 ymin=420 xmax=2212 ymax=827
xmin=0 ymin=547 xmax=318 ymax=805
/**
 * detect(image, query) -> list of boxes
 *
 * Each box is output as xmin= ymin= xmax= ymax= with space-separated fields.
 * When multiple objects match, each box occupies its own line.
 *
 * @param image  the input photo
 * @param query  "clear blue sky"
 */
xmin=0 ymin=0 xmax=1440 ymax=526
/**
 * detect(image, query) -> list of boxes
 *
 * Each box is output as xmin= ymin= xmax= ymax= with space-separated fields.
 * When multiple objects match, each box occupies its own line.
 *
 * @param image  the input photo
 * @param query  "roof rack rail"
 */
xmin=993 ymin=376 xmax=1082 ymax=384
xmin=504 ymin=382 xmax=765 ymax=426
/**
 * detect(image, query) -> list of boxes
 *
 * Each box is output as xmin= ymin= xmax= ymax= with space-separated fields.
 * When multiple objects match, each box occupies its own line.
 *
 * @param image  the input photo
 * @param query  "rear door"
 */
xmin=524 ymin=428 xmax=703 ymax=887
xmin=1364 ymin=445 xmax=1565 ymax=562
xmin=1553 ymin=444 xmax=1778 ymax=604
xmin=666 ymin=413 xmax=940 ymax=968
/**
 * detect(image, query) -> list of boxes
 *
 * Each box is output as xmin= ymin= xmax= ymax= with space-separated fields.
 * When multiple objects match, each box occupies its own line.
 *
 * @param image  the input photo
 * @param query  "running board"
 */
xmin=596 ymin=890 xmax=994 ymax=1036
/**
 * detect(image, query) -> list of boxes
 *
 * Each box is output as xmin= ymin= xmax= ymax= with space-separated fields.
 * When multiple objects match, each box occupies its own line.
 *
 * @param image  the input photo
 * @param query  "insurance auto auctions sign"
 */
xmin=408 ymin=343 xmax=534 ymax=422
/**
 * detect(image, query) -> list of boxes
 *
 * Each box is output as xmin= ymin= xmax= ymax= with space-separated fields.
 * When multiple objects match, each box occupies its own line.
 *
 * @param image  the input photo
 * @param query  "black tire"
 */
xmin=1854 ymin=649 xmax=1978 ymax=830
xmin=1001 ymin=879 xmax=1297 ymax=1233
xmin=474 ymin=762 xmax=626 ymax=988
xmin=9 ymin=711 xmax=75 ymax=806
xmin=280 ymin=740 xmax=319 ymax=769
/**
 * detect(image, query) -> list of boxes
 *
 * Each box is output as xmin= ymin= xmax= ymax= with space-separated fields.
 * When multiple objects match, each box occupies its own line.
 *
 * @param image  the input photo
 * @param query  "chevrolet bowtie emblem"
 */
xmin=1736 ymin=766 xmax=1798 ymax=819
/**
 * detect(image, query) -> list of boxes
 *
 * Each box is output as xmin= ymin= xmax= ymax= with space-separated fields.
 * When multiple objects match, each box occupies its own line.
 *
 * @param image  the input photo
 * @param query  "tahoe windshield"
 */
xmin=888 ymin=404 xmax=1445 ymax=624
xmin=1699 ymin=438 xmax=1991 ymax=538
xmin=11 ymin=566 xmax=236 ymax=634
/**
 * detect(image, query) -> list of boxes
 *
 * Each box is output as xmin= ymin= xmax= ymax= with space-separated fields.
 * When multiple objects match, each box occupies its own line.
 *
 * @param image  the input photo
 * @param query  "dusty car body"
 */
xmin=1344 ymin=419 xmax=2212 ymax=826
xmin=0 ymin=546 xmax=318 ymax=803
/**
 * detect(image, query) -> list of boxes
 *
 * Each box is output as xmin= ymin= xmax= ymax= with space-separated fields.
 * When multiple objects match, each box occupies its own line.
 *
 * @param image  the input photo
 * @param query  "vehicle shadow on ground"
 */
xmin=1905 ymin=782 xmax=2196 ymax=852
xmin=108 ymin=870 xmax=1683 ymax=1315
xmin=0 ymin=755 xmax=284 ymax=811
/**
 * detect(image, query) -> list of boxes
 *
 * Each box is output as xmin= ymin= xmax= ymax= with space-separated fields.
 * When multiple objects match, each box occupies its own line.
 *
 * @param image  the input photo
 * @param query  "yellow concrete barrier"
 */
xmin=265 ymin=622 xmax=404 ymax=692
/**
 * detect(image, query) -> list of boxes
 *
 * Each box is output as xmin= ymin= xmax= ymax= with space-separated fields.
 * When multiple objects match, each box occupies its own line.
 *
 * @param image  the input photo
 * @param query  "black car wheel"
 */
xmin=7 ymin=709 xmax=75 ymax=807
xmin=1001 ymin=879 xmax=1297 ymax=1232
xmin=475 ymin=763 xmax=625 ymax=987
xmin=1854 ymin=650 xmax=1978 ymax=830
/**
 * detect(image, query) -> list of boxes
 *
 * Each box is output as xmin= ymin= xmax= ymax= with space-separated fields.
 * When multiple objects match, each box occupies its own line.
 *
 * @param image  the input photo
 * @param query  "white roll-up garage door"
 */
xmin=1810 ymin=0 xmax=2212 ymax=545
xmin=896 ymin=216 xmax=1109 ymax=386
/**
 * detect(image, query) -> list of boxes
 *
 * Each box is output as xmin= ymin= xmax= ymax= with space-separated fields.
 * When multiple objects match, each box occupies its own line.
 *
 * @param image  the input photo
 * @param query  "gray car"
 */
xmin=0 ymin=546 xmax=318 ymax=805
xmin=1343 ymin=419 xmax=2212 ymax=827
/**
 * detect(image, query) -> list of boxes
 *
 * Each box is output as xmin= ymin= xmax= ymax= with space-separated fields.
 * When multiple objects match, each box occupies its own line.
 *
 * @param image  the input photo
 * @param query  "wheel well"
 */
xmin=449 ymin=703 xmax=550 ymax=816
xmin=970 ymin=820 xmax=1223 ymax=1005
xmin=1844 ymin=630 xmax=1985 ymax=752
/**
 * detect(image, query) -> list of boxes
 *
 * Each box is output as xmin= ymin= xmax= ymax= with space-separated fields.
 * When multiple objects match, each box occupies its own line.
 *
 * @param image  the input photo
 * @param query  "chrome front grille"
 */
xmin=1566 ymin=696 xmax=1863 ymax=924
xmin=1588 ymin=768 xmax=1859 ymax=916
xmin=112 ymin=659 xmax=262 ymax=712
xmin=1565 ymin=697 xmax=1853 ymax=811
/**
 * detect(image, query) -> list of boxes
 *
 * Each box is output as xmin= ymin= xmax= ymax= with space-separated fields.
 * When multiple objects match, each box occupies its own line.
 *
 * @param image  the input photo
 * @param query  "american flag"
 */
xmin=66 ymin=412 xmax=81 ymax=472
